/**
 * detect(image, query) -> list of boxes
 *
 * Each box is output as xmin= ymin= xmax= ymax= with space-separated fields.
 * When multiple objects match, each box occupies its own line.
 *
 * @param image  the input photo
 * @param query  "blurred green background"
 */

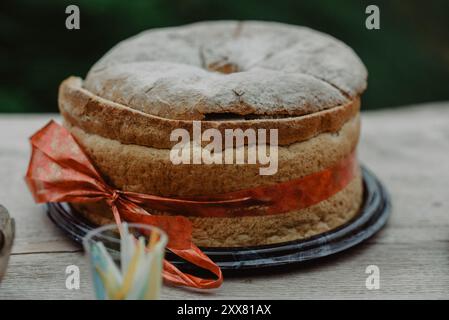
xmin=1 ymin=0 xmax=448 ymax=112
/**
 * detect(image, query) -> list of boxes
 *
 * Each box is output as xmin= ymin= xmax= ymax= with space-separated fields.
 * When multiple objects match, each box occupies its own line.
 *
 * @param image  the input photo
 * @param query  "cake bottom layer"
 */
xmin=72 ymin=169 xmax=363 ymax=247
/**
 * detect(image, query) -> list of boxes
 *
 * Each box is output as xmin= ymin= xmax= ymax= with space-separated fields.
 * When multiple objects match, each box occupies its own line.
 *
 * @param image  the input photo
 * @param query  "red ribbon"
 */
xmin=25 ymin=120 xmax=357 ymax=289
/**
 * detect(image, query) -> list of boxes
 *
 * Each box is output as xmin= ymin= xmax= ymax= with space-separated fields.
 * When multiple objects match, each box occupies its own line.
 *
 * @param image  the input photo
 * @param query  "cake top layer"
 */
xmin=84 ymin=21 xmax=367 ymax=120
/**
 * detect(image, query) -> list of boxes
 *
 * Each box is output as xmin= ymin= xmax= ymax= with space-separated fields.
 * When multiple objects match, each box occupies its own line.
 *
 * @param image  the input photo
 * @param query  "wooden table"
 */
xmin=1 ymin=102 xmax=448 ymax=299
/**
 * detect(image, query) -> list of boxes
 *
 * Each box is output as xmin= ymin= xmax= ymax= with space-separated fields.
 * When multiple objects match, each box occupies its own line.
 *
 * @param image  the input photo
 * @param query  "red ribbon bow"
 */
xmin=25 ymin=121 xmax=226 ymax=289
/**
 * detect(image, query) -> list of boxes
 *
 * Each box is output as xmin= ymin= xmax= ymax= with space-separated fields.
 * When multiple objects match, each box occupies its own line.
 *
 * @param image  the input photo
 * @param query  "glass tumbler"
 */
xmin=83 ymin=223 xmax=167 ymax=300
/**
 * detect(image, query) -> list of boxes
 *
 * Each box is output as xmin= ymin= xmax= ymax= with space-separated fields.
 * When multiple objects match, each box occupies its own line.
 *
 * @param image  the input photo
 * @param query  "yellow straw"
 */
xmin=95 ymin=266 xmax=119 ymax=299
xmin=113 ymin=239 xmax=142 ymax=299
xmin=147 ymin=231 xmax=158 ymax=251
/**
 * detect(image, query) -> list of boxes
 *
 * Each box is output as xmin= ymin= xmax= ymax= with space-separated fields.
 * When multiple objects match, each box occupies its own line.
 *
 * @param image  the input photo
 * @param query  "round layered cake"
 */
xmin=58 ymin=21 xmax=367 ymax=247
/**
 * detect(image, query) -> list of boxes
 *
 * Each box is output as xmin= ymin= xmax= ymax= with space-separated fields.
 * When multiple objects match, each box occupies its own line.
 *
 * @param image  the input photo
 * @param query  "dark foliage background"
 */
xmin=1 ymin=0 xmax=448 ymax=112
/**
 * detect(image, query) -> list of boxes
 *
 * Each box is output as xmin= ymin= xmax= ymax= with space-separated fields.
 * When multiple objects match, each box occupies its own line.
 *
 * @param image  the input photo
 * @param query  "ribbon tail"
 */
xmin=110 ymin=203 xmax=123 ymax=226
xmin=113 ymin=200 xmax=223 ymax=289
xmin=163 ymin=244 xmax=223 ymax=289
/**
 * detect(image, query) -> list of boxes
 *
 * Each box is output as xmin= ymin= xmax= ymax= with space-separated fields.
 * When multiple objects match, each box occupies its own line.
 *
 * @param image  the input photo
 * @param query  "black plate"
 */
xmin=47 ymin=166 xmax=391 ymax=271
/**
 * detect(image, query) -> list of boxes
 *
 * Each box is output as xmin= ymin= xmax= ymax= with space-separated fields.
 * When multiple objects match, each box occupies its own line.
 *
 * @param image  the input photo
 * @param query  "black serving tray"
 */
xmin=47 ymin=166 xmax=391 ymax=271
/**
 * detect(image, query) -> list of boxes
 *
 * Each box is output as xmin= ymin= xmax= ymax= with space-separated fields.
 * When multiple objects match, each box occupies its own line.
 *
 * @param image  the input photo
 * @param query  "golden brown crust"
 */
xmin=84 ymin=21 xmax=367 ymax=119
xmin=59 ymin=77 xmax=360 ymax=149
xmin=73 ymin=169 xmax=363 ymax=247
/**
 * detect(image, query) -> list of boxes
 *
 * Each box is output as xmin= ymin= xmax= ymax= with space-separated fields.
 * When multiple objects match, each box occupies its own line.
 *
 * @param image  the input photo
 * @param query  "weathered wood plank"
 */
xmin=1 ymin=240 xmax=449 ymax=299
